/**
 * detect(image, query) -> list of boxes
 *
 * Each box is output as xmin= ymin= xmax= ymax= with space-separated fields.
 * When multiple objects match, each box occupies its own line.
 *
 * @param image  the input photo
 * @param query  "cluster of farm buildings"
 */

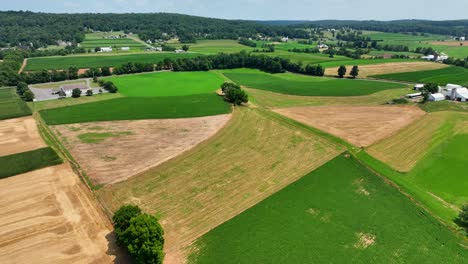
xmin=409 ymin=84 xmax=468 ymax=102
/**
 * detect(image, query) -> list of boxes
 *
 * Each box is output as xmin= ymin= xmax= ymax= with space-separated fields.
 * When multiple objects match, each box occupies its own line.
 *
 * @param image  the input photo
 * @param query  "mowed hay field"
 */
xmin=0 ymin=165 xmax=117 ymax=264
xmin=189 ymin=40 xmax=253 ymax=54
xmin=246 ymin=87 xmax=411 ymax=108
xmin=189 ymin=155 xmax=467 ymax=264
xmin=52 ymin=115 xmax=231 ymax=185
xmin=0 ymin=116 xmax=46 ymax=156
xmin=97 ymin=108 xmax=345 ymax=263
xmin=367 ymin=112 xmax=468 ymax=211
xmin=24 ymin=52 xmax=200 ymax=71
xmin=274 ymin=106 xmax=425 ymax=147
xmin=372 ymin=66 xmax=468 ymax=87
xmin=324 ymin=61 xmax=448 ymax=77
xmin=105 ymin=71 xmax=224 ymax=97
xmin=0 ymin=88 xmax=31 ymax=120
xmin=222 ymin=69 xmax=404 ymax=96
xmin=40 ymin=94 xmax=231 ymax=125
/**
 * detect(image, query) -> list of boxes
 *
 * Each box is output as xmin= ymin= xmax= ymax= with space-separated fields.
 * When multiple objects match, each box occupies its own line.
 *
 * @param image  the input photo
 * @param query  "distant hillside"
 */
xmin=0 ymin=11 xmax=309 ymax=48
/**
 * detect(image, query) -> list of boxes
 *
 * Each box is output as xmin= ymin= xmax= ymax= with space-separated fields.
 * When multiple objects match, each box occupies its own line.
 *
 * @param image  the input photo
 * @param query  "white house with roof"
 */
xmin=120 ymin=47 xmax=130 ymax=51
xmin=414 ymin=84 xmax=425 ymax=90
xmin=439 ymin=84 xmax=468 ymax=101
xmin=100 ymin=47 xmax=113 ymax=52
xmin=429 ymin=93 xmax=445 ymax=101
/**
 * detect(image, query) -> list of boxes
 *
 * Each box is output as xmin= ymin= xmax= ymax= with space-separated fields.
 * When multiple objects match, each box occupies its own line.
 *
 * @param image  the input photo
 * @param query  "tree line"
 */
xmin=0 ymin=11 xmax=309 ymax=48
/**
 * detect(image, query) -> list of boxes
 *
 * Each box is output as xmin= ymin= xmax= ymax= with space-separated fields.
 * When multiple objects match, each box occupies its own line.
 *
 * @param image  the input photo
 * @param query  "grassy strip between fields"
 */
xmin=222 ymin=69 xmax=405 ymax=96
xmin=0 ymin=147 xmax=62 ymax=179
xmin=0 ymin=88 xmax=32 ymax=120
xmin=189 ymin=154 xmax=467 ymax=264
xmin=40 ymin=94 xmax=231 ymax=125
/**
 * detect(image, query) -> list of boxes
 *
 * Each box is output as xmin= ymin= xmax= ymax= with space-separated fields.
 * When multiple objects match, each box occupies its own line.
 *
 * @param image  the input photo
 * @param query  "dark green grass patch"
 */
xmin=40 ymin=94 xmax=231 ymax=125
xmin=372 ymin=67 xmax=468 ymax=86
xmin=24 ymin=53 xmax=201 ymax=71
xmin=190 ymin=155 xmax=467 ymax=264
xmin=0 ymin=88 xmax=32 ymax=120
xmin=105 ymin=71 xmax=224 ymax=97
xmin=77 ymin=131 xmax=133 ymax=144
xmin=0 ymin=147 xmax=62 ymax=178
xmin=223 ymin=70 xmax=403 ymax=96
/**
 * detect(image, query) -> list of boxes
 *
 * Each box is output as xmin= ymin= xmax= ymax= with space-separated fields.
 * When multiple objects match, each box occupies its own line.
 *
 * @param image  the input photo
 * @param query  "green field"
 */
xmin=419 ymin=101 xmax=468 ymax=113
xmin=364 ymin=32 xmax=447 ymax=42
xmin=0 ymin=147 xmax=62 ymax=178
xmin=80 ymin=32 xmax=146 ymax=51
xmin=40 ymin=94 xmax=231 ymax=125
xmin=222 ymin=69 xmax=404 ymax=96
xmin=24 ymin=52 xmax=201 ymax=71
xmin=189 ymin=155 xmax=467 ymax=264
xmin=372 ymin=66 xmax=468 ymax=86
xmin=104 ymin=71 xmax=224 ymax=97
xmin=0 ymin=88 xmax=32 ymax=120
xmin=365 ymin=112 xmax=468 ymax=225
xmin=190 ymin=40 xmax=253 ymax=53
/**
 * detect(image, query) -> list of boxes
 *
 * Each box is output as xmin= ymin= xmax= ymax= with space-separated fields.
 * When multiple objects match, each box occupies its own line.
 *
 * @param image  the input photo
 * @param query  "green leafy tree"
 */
xmin=350 ymin=65 xmax=359 ymax=78
xmin=424 ymin=83 xmax=439 ymax=94
xmin=338 ymin=65 xmax=347 ymax=78
xmin=71 ymin=88 xmax=82 ymax=98
xmin=16 ymin=82 xmax=28 ymax=95
xmin=181 ymin=45 xmax=190 ymax=51
xmin=113 ymin=205 xmax=142 ymax=245
xmin=23 ymin=90 xmax=35 ymax=101
xmin=421 ymin=89 xmax=430 ymax=103
xmin=221 ymin=82 xmax=240 ymax=93
xmin=86 ymin=89 xmax=93 ymax=96
xmin=457 ymin=204 xmax=468 ymax=230
xmin=225 ymin=88 xmax=248 ymax=105
xmin=120 ymin=214 xmax=164 ymax=264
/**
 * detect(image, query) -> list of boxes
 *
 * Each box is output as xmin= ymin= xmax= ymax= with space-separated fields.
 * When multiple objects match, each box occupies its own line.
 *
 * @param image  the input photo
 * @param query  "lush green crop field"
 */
xmin=363 ymin=31 xmax=446 ymax=41
xmin=24 ymin=52 xmax=201 ymax=71
xmin=222 ymin=69 xmax=403 ymax=96
xmin=0 ymin=88 xmax=32 ymax=120
xmin=0 ymin=147 xmax=62 ymax=178
xmin=419 ymin=101 xmax=468 ymax=113
xmin=189 ymin=155 xmax=467 ymax=264
xmin=372 ymin=66 xmax=468 ymax=86
xmin=40 ymin=94 xmax=231 ymax=125
xmin=104 ymin=71 xmax=224 ymax=97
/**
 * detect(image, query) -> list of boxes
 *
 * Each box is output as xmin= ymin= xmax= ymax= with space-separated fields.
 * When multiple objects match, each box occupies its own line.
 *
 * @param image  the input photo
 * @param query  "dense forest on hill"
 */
xmin=290 ymin=20 xmax=468 ymax=37
xmin=0 ymin=11 xmax=308 ymax=48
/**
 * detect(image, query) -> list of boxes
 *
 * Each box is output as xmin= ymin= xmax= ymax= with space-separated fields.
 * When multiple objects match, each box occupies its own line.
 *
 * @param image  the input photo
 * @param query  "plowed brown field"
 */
xmin=0 ymin=117 xmax=46 ymax=157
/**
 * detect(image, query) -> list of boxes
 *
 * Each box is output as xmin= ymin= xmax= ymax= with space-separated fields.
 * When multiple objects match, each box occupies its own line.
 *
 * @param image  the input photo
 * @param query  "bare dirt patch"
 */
xmin=353 ymin=178 xmax=370 ymax=196
xmin=0 ymin=116 xmax=47 ymax=156
xmin=429 ymin=41 xmax=468 ymax=47
xmin=325 ymin=62 xmax=448 ymax=77
xmin=53 ymin=115 xmax=231 ymax=185
xmin=0 ymin=164 xmax=117 ymax=263
xmin=354 ymin=232 xmax=376 ymax=249
xmin=274 ymin=105 xmax=426 ymax=147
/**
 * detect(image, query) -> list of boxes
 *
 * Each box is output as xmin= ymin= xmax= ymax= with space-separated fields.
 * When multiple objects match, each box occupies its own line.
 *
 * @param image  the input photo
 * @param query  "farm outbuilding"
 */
xmin=429 ymin=93 xmax=445 ymax=101
xmin=414 ymin=84 xmax=425 ymax=90
xmin=120 ymin=47 xmax=130 ymax=51
xmin=100 ymin=47 xmax=113 ymax=52
xmin=406 ymin=92 xmax=422 ymax=98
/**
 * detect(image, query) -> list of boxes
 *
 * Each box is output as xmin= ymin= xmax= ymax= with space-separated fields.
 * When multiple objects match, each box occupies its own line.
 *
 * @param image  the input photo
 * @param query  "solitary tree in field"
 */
xmin=23 ymin=90 xmax=35 ymax=101
xmin=457 ymin=204 xmax=468 ymax=231
xmin=71 ymin=88 xmax=82 ymax=98
xmin=182 ymin=44 xmax=190 ymax=51
xmin=113 ymin=205 xmax=142 ymax=245
xmin=350 ymin=65 xmax=359 ymax=78
xmin=424 ymin=83 xmax=439 ymax=94
xmin=86 ymin=89 xmax=93 ymax=96
xmin=338 ymin=65 xmax=347 ymax=78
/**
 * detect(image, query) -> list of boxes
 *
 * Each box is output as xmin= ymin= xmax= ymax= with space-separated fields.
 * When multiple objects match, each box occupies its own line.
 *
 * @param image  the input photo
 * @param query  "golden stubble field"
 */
xmin=274 ymin=105 xmax=426 ymax=147
xmin=325 ymin=61 xmax=448 ymax=77
xmin=53 ymin=115 xmax=231 ymax=185
xmin=0 ymin=116 xmax=46 ymax=156
xmin=97 ymin=108 xmax=345 ymax=263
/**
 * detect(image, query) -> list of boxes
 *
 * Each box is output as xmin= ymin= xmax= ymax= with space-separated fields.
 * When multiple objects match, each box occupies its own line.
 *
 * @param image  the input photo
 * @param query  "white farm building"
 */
xmin=429 ymin=93 xmax=445 ymax=101
xmin=100 ymin=47 xmax=113 ymax=52
xmin=120 ymin=47 xmax=130 ymax=51
xmin=439 ymin=84 xmax=468 ymax=102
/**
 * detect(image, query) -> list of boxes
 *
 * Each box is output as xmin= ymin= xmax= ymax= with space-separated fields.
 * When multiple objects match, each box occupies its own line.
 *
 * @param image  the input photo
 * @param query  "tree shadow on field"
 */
xmin=106 ymin=232 xmax=133 ymax=264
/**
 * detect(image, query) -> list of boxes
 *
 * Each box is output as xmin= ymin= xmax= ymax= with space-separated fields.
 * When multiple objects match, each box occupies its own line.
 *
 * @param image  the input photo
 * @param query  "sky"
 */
xmin=2 ymin=0 xmax=468 ymax=21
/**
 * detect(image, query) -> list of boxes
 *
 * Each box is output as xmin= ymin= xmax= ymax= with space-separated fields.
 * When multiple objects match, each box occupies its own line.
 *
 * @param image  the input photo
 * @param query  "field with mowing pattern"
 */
xmin=189 ymin=155 xmax=467 ymax=264
xmin=223 ymin=69 xmax=404 ymax=96
xmin=105 ymin=71 xmax=224 ymax=97
xmin=372 ymin=67 xmax=468 ymax=86
xmin=97 ymin=108 xmax=344 ymax=263
xmin=189 ymin=40 xmax=253 ymax=53
xmin=24 ymin=52 xmax=201 ymax=71
xmin=0 ymin=88 xmax=31 ymax=120
xmin=324 ymin=61 xmax=448 ymax=77
xmin=40 ymin=94 xmax=231 ymax=125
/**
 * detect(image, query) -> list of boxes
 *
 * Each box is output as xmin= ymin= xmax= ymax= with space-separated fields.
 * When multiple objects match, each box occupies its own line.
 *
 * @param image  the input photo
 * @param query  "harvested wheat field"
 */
xmin=0 ymin=116 xmax=46 ymax=156
xmin=429 ymin=41 xmax=468 ymax=46
xmin=0 ymin=164 xmax=117 ymax=264
xmin=53 ymin=114 xmax=231 ymax=185
xmin=97 ymin=108 xmax=344 ymax=263
xmin=325 ymin=62 xmax=448 ymax=77
xmin=275 ymin=106 xmax=426 ymax=147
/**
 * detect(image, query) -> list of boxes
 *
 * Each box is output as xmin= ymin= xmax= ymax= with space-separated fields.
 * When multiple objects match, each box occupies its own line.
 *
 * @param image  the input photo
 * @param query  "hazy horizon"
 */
xmin=2 ymin=0 xmax=468 ymax=21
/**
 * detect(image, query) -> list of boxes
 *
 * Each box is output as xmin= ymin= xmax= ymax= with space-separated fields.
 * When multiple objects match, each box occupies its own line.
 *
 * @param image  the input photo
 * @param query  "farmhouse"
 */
xmin=318 ymin=44 xmax=329 ymax=49
xmin=100 ymin=47 xmax=113 ymax=52
xmin=120 ymin=47 xmax=130 ymax=51
xmin=429 ymin=93 xmax=445 ymax=101
xmin=60 ymin=83 xmax=89 ymax=97
xmin=175 ymin=49 xmax=186 ymax=53
xmin=281 ymin=37 xmax=289 ymax=42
